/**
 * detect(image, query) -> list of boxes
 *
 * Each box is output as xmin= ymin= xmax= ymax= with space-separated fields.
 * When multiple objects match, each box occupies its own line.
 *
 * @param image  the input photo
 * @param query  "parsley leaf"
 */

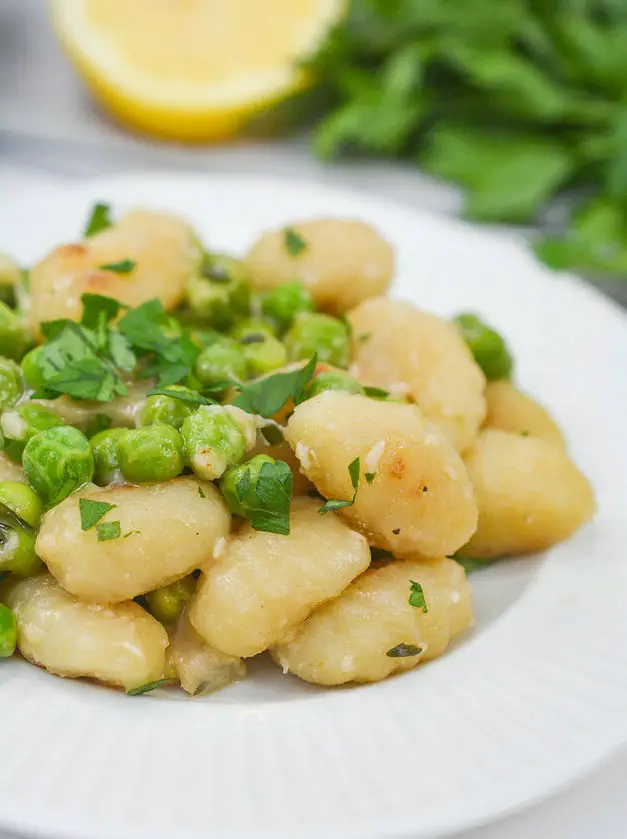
xmin=408 ymin=580 xmax=428 ymax=613
xmin=79 ymin=498 xmax=117 ymax=531
xmin=118 ymin=299 xmax=199 ymax=386
xmin=198 ymin=487 xmax=206 ymax=498
xmin=234 ymin=355 xmax=317 ymax=417
xmin=363 ymin=386 xmax=390 ymax=400
xmin=454 ymin=556 xmax=490 ymax=574
xmin=365 ymin=472 xmax=376 ymax=484
xmin=84 ymin=202 xmax=112 ymax=237
xmin=96 ymin=521 xmax=121 ymax=542
xmin=80 ymin=294 xmax=124 ymax=329
xmin=147 ymin=387 xmax=218 ymax=408
xmin=386 ymin=643 xmax=423 ymax=658
xmin=33 ymin=322 xmax=127 ymax=402
xmin=284 ymin=227 xmax=307 ymax=256
xmin=127 ymin=678 xmax=174 ymax=696
xmin=234 ymin=459 xmax=293 ymax=535
xmin=319 ymin=456 xmax=360 ymax=514
xmin=99 ymin=259 xmax=136 ymax=275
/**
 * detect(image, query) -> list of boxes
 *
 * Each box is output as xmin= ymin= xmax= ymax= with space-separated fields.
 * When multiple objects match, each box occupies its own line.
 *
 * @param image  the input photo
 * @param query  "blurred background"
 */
xmin=1 ymin=0 xmax=626 ymax=304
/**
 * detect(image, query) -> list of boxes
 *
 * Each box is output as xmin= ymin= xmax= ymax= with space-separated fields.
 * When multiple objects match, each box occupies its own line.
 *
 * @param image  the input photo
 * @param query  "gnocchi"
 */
xmin=2 ymin=573 xmax=168 ymax=690
xmin=286 ymin=392 xmax=478 ymax=558
xmin=190 ymin=497 xmax=370 ymax=657
xmin=36 ymin=478 xmax=230 ymax=602
xmin=460 ymin=429 xmax=594 ymax=558
xmin=272 ymin=558 xmax=472 ymax=685
xmin=349 ymin=297 xmax=486 ymax=452
xmin=484 ymin=381 xmax=565 ymax=448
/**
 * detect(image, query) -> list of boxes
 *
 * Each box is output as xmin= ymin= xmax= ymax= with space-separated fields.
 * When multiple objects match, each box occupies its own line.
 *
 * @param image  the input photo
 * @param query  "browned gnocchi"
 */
xmin=286 ymin=392 xmax=478 ymax=559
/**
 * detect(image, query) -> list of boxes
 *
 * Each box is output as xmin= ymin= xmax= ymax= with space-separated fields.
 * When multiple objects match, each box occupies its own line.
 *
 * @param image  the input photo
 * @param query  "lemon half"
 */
xmin=51 ymin=0 xmax=344 ymax=141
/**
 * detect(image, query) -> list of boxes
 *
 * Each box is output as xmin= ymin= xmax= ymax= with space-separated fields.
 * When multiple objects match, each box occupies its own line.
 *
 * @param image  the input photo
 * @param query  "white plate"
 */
xmin=0 ymin=173 xmax=626 ymax=839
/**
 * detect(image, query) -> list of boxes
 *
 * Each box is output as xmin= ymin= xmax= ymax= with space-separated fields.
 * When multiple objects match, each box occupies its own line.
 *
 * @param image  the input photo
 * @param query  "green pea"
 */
xmin=144 ymin=575 xmax=197 ymax=624
xmin=117 ymin=425 xmax=184 ymax=483
xmin=22 ymin=426 xmax=94 ymax=508
xmin=180 ymin=408 xmax=247 ymax=481
xmin=20 ymin=346 xmax=46 ymax=391
xmin=239 ymin=333 xmax=288 ymax=378
xmin=139 ymin=392 xmax=191 ymax=430
xmin=194 ymin=340 xmax=246 ymax=387
xmin=0 ymin=504 xmax=40 ymax=576
xmin=90 ymin=428 xmax=125 ymax=486
xmin=261 ymin=282 xmax=315 ymax=331
xmin=0 ymin=604 xmax=17 ymax=658
xmin=0 ymin=482 xmax=42 ymax=528
xmin=219 ymin=454 xmax=274 ymax=519
xmin=304 ymin=371 xmax=364 ymax=400
xmin=187 ymin=253 xmax=250 ymax=329
xmin=1 ymin=403 xmax=65 ymax=445
xmin=0 ymin=357 xmax=23 ymax=409
xmin=0 ymin=302 xmax=30 ymax=361
xmin=454 ymin=313 xmax=514 ymax=381
xmin=230 ymin=318 xmax=277 ymax=341
xmin=284 ymin=313 xmax=349 ymax=368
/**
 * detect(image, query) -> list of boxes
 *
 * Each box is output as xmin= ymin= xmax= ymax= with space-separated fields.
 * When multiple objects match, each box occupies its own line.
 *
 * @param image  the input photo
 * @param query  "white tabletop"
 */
xmin=0 ymin=2 xmax=626 ymax=837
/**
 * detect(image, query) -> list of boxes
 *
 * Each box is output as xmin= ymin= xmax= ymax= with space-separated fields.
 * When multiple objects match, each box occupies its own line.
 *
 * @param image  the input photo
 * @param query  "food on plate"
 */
xmin=0 ymin=201 xmax=594 ymax=696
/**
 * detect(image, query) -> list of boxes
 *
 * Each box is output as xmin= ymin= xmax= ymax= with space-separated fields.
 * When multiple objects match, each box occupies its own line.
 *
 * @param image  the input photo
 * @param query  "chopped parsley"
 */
xmin=84 ymin=202 xmax=112 ymax=237
xmin=234 ymin=355 xmax=317 ymax=418
xmin=358 ymin=332 xmax=372 ymax=344
xmin=127 ymin=678 xmax=174 ymax=696
xmin=98 ymin=259 xmax=136 ymax=275
xmin=363 ymin=386 xmax=390 ymax=400
xmin=96 ymin=521 xmax=121 ymax=542
xmin=123 ymin=530 xmax=141 ymax=539
xmin=454 ymin=556 xmax=489 ymax=574
xmin=198 ymin=487 xmax=206 ymax=498
xmin=79 ymin=498 xmax=117 ymax=531
xmin=80 ymin=293 xmax=124 ymax=329
xmin=284 ymin=227 xmax=307 ymax=256
xmin=319 ymin=456 xmax=360 ymax=514
xmin=386 ymin=643 xmax=423 ymax=658
xmin=408 ymin=580 xmax=428 ymax=613
xmin=365 ymin=472 xmax=376 ymax=484
xmin=234 ymin=459 xmax=293 ymax=535
xmin=118 ymin=299 xmax=199 ymax=386
xmin=260 ymin=424 xmax=284 ymax=446
xmin=147 ymin=386 xmax=218 ymax=408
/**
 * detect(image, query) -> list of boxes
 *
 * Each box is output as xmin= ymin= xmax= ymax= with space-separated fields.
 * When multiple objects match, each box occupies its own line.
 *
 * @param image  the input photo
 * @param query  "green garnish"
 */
xmin=96 ymin=521 xmax=121 ymax=542
xmin=118 ymin=299 xmax=199 ymax=386
xmin=98 ymin=259 xmax=136 ymax=275
xmin=147 ymin=386 xmax=219 ymax=409
xmin=127 ymin=678 xmax=174 ymax=696
xmin=358 ymin=332 xmax=371 ymax=343
xmin=198 ymin=487 xmax=206 ymax=498
xmin=234 ymin=459 xmax=293 ymax=535
xmin=408 ymin=580 xmax=428 ymax=613
xmin=123 ymin=530 xmax=140 ymax=539
xmin=80 ymin=294 xmax=124 ymax=329
xmin=233 ymin=355 xmax=317 ymax=417
xmin=454 ymin=556 xmax=490 ymax=574
xmin=79 ymin=498 xmax=117 ymax=531
xmin=386 ymin=643 xmax=423 ymax=658
xmin=284 ymin=227 xmax=307 ymax=256
xmin=363 ymin=386 xmax=390 ymax=400
xmin=261 ymin=424 xmax=284 ymax=446
xmin=365 ymin=472 xmax=376 ymax=484
xmin=319 ymin=456 xmax=360 ymax=514
xmin=84 ymin=202 xmax=112 ymax=237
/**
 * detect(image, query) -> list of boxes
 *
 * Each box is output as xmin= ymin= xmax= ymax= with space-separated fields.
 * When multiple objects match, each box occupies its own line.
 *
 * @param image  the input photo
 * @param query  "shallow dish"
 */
xmin=0 ymin=172 xmax=625 ymax=839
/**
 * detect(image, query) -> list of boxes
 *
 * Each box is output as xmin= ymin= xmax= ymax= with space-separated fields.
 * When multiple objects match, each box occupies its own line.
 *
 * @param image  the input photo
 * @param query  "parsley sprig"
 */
xmin=319 ymin=456 xmax=361 ymax=514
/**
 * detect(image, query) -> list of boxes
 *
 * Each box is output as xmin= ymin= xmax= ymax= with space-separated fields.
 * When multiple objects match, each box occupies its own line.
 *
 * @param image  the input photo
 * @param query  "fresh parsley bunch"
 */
xmin=308 ymin=0 xmax=627 ymax=279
